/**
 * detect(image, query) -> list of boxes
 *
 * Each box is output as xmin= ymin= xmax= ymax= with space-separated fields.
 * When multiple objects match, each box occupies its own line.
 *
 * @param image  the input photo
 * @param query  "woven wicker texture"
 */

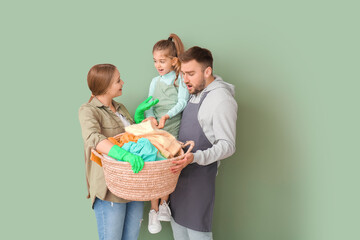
xmin=91 ymin=133 xmax=194 ymax=201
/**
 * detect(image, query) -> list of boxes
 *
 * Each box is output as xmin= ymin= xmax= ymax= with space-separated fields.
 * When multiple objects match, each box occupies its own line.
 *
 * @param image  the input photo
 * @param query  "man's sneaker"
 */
xmin=148 ymin=209 xmax=161 ymax=234
xmin=158 ymin=201 xmax=171 ymax=222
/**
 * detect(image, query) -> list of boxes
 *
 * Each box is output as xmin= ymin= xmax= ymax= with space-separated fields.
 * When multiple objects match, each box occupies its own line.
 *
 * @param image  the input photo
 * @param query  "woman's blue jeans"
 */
xmin=93 ymin=198 xmax=144 ymax=240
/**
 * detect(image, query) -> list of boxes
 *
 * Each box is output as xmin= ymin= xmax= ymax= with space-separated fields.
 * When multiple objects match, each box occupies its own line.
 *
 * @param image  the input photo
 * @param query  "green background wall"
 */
xmin=1 ymin=0 xmax=359 ymax=239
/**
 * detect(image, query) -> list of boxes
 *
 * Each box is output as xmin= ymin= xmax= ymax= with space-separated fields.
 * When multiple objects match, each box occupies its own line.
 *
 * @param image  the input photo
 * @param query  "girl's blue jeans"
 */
xmin=93 ymin=197 xmax=144 ymax=240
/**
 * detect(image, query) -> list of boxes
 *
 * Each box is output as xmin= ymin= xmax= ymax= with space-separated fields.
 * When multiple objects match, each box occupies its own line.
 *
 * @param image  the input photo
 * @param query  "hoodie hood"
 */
xmin=202 ymin=75 xmax=235 ymax=97
xmin=189 ymin=75 xmax=236 ymax=103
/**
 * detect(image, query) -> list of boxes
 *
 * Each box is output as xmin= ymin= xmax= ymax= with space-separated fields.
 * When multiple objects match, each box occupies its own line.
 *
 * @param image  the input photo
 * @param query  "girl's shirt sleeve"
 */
xmin=167 ymin=75 xmax=190 ymax=118
xmin=145 ymin=77 xmax=157 ymax=118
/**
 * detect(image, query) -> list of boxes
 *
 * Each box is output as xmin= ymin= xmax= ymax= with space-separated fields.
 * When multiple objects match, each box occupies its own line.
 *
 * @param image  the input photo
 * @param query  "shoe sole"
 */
xmin=148 ymin=227 xmax=162 ymax=234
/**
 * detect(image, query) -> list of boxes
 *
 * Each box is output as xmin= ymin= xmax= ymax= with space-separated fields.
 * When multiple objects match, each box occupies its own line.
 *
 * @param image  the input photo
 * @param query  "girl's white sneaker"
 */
xmin=158 ymin=201 xmax=171 ymax=222
xmin=148 ymin=209 xmax=162 ymax=234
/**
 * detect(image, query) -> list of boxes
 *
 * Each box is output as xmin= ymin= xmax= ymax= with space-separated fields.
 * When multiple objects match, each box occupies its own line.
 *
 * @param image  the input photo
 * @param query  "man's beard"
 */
xmin=191 ymin=79 xmax=207 ymax=94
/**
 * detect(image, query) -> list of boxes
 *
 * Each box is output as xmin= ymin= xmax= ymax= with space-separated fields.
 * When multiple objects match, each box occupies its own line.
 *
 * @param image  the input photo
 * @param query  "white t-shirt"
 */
xmin=115 ymin=112 xmax=131 ymax=127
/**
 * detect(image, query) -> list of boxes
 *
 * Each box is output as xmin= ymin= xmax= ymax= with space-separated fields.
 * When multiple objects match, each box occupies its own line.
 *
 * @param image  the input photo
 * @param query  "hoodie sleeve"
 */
xmin=192 ymin=93 xmax=238 ymax=165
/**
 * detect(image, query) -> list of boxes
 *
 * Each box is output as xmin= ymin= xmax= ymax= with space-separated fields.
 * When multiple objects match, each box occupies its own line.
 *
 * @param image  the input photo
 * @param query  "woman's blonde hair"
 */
xmin=153 ymin=33 xmax=184 ymax=83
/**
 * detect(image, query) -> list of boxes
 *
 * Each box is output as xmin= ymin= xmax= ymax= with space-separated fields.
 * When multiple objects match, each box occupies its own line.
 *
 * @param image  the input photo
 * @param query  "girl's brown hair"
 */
xmin=153 ymin=33 xmax=184 ymax=83
xmin=87 ymin=64 xmax=117 ymax=103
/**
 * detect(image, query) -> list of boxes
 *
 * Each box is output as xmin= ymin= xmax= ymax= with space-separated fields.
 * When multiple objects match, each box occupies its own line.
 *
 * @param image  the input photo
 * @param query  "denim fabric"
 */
xmin=171 ymin=217 xmax=213 ymax=240
xmin=93 ymin=198 xmax=144 ymax=240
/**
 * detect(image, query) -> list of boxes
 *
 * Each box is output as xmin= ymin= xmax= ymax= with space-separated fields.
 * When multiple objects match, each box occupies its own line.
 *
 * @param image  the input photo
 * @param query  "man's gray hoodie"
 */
xmin=189 ymin=75 xmax=238 ymax=166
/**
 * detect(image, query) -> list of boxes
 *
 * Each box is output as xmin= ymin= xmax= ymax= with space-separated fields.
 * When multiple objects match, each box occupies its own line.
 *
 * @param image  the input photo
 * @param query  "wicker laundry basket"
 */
xmin=91 ymin=134 xmax=194 ymax=201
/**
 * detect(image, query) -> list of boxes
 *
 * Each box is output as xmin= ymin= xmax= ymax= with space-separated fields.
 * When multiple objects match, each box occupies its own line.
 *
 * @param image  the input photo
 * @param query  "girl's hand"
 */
xmin=158 ymin=115 xmax=170 ymax=129
xmin=143 ymin=116 xmax=158 ymax=126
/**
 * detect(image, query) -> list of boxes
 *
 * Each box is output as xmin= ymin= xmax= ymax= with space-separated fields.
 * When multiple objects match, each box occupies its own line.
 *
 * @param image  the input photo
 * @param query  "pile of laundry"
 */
xmin=91 ymin=121 xmax=182 ymax=166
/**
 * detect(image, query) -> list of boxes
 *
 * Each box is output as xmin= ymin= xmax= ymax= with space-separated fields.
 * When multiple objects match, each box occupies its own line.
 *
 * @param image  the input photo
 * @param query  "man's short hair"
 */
xmin=179 ymin=46 xmax=213 ymax=70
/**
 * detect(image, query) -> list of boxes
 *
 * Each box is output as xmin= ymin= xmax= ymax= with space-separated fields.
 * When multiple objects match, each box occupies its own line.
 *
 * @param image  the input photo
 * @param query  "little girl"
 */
xmin=144 ymin=33 xmax=189 ymax=234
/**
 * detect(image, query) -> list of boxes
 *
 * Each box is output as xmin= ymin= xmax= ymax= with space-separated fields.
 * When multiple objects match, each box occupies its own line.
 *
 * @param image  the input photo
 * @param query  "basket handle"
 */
xmin=172 ymin=140 xmax=195 ymax=161
xmin=91 ymin=148 xmax=103 ymax=158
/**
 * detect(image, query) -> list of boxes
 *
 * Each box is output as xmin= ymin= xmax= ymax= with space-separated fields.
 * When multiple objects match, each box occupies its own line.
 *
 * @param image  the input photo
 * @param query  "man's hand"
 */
xmin=171 ymin=152 xmax=194 ymax=173
xmin=158 ymin=114 xmax=170 ymax=129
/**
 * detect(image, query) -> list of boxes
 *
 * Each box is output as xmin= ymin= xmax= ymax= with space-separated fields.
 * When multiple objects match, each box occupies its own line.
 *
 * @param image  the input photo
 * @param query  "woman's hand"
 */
xmin=170 ymin=153 xmax=194 ymax=173
xmin=142 ymin=116 xmax=158 ymax=126
xmin=96 ymin=139 xmax=144 ymax=173
xmin=158 ymin=114 xmax=170 ymax=129
xmin=134 ymin=96 xmax=159 ymax=123
xmin=108 ymin=145 xmax=144 ymax=173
